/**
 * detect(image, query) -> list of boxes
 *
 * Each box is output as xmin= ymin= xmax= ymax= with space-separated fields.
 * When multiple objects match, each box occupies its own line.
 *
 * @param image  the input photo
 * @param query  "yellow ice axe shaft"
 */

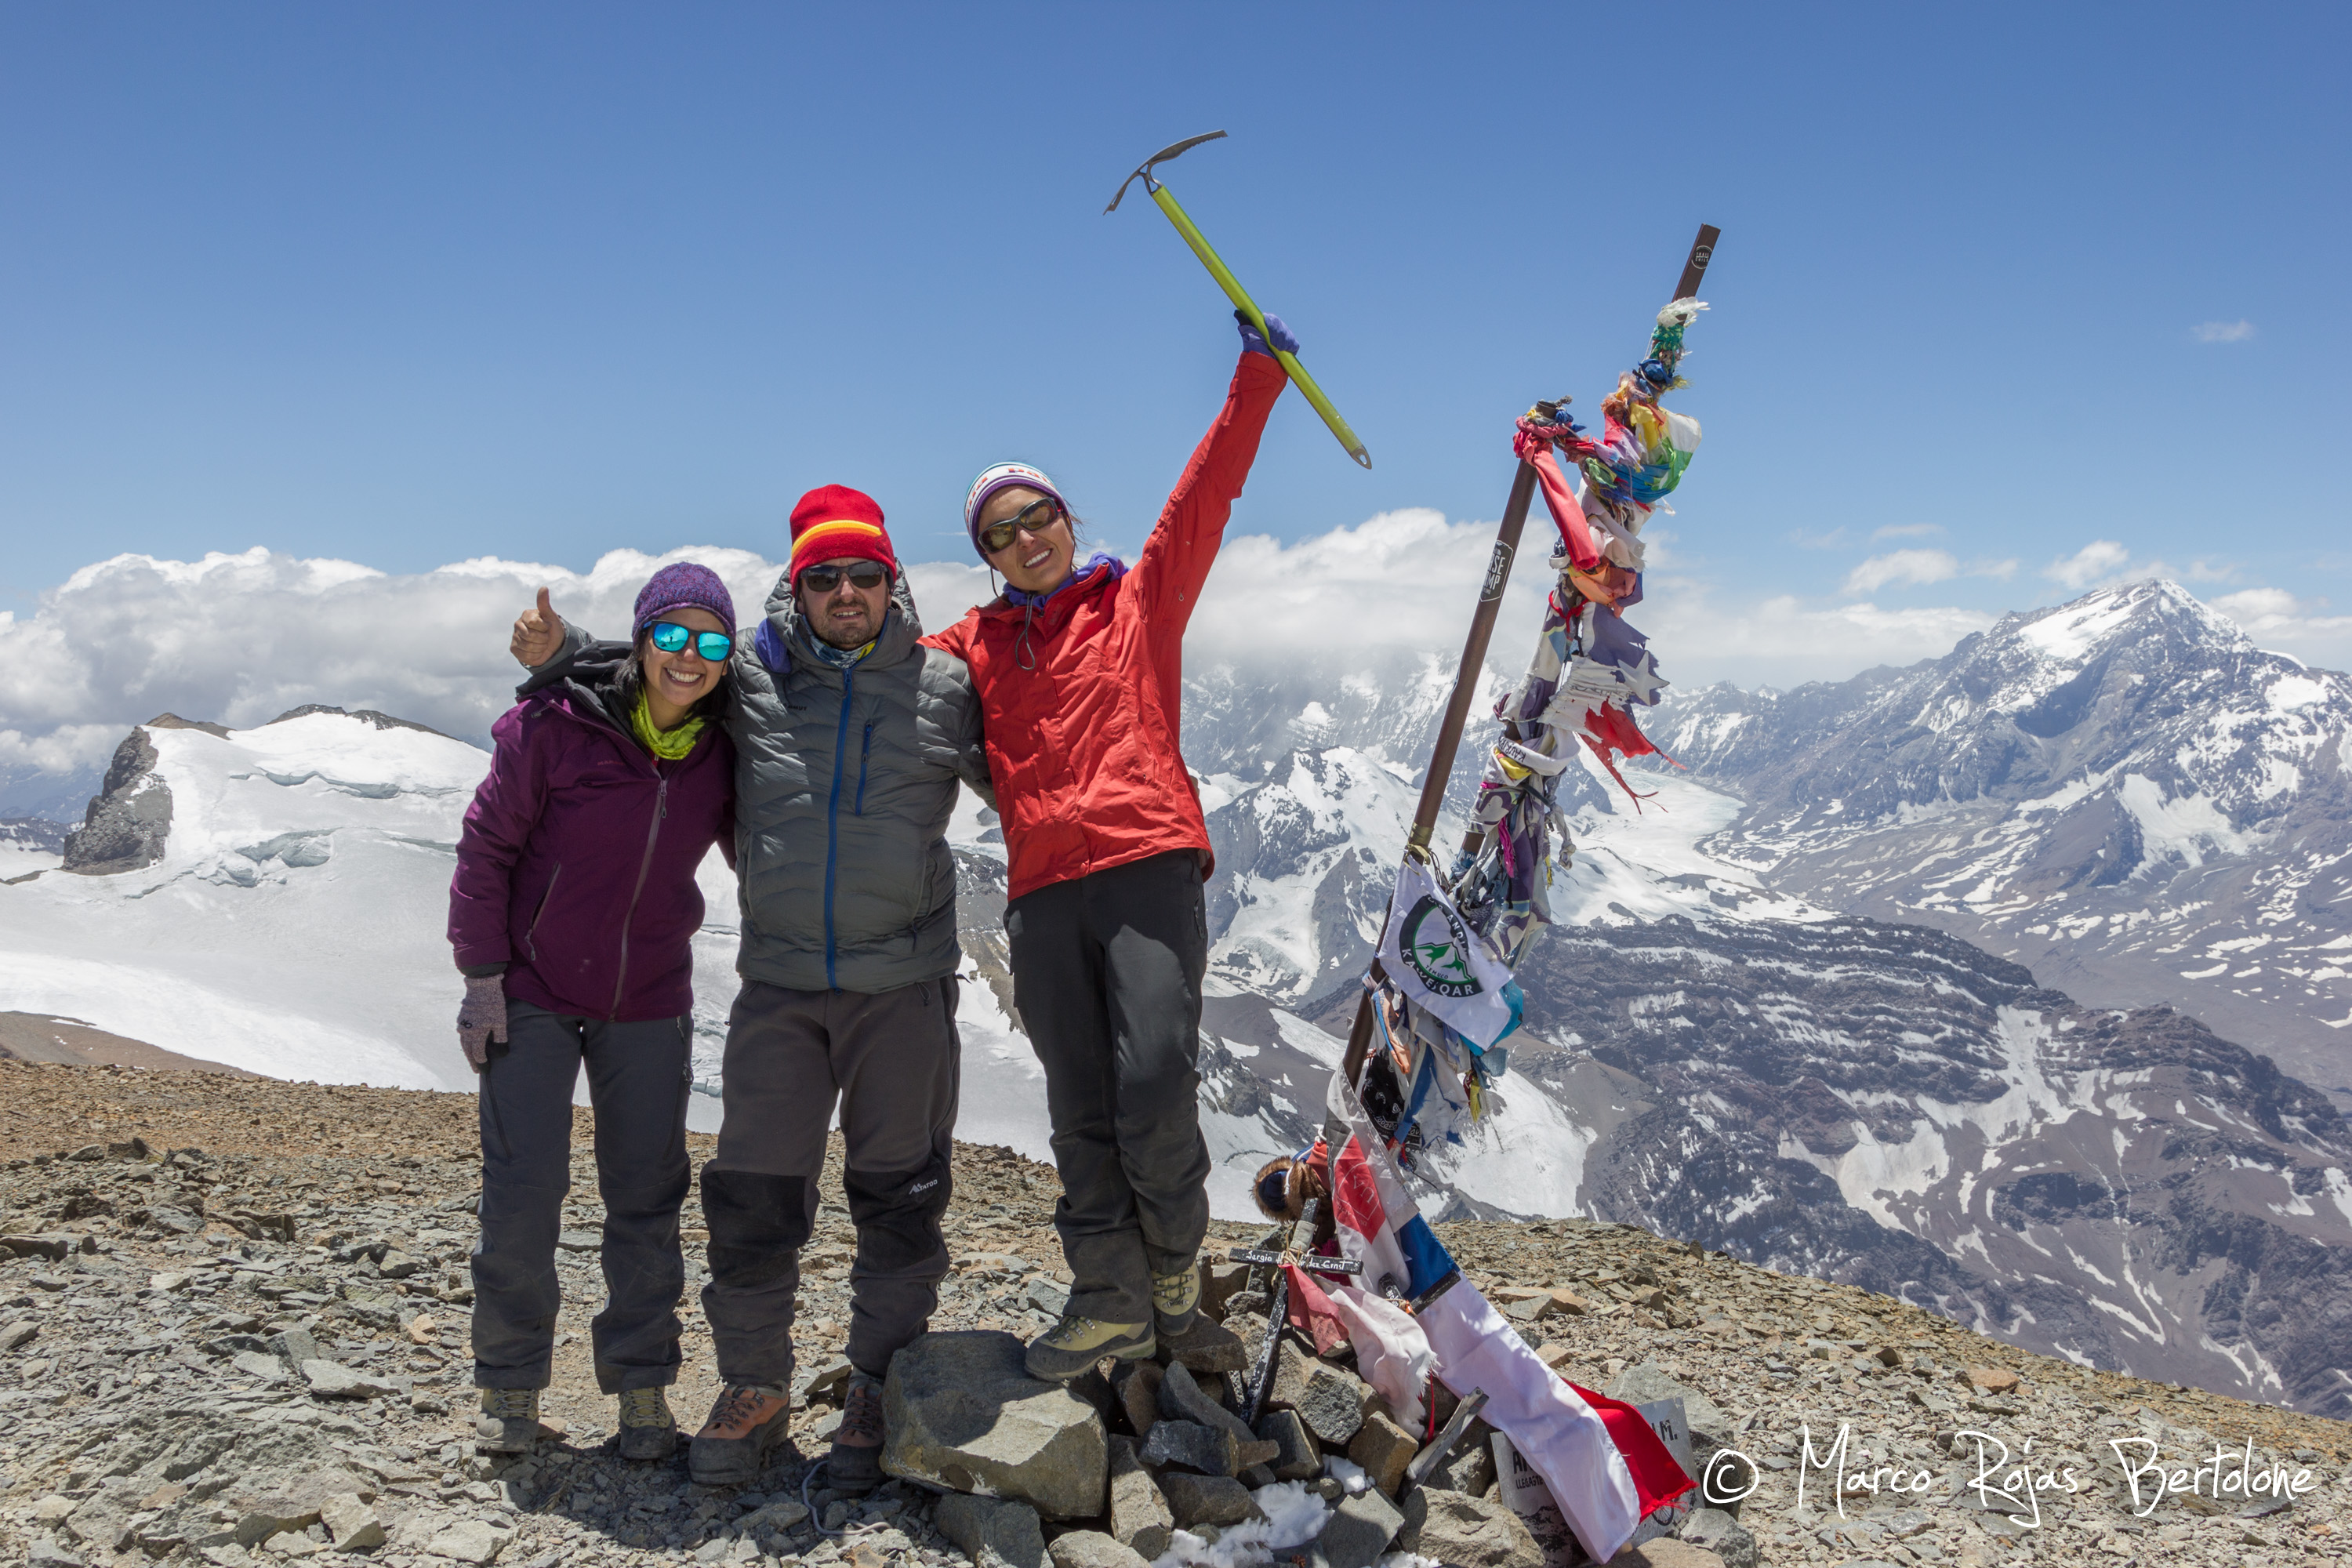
xmin=1108 ymin=132 xmax=1371 ymax=470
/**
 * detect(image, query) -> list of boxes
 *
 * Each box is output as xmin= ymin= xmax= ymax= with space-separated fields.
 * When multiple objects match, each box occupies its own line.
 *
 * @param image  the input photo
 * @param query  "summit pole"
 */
xmin=1339 ymin=224 xmax=1721 ymax=1087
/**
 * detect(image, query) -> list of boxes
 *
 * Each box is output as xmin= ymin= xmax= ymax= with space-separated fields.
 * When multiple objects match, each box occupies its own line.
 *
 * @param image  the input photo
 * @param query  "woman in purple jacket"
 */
xmin=448 ymin=561 xmax=739 ymax=1461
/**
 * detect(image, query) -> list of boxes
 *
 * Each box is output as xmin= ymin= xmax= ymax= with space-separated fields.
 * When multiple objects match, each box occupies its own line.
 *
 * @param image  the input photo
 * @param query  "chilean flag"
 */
xmin=1327 ymin=1072 xmax=1693 ymax=1563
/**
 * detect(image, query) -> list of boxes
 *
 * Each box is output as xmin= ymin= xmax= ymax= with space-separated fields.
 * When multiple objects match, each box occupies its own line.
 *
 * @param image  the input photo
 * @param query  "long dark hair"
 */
xmin=612 ymin=624 xmax=734 ymax=724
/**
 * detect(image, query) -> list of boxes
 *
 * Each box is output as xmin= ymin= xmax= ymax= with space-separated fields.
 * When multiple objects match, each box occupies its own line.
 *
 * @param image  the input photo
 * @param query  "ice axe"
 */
xmin=1107 ymin=130 xmax=1371 ymax=470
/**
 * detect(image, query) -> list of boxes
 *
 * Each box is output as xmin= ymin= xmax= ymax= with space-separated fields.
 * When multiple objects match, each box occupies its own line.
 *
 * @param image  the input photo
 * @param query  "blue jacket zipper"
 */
xmin=822 ymin=668 xmax=855 ymax=989
xmin=855 ymin=721 xmax=875 ymax=816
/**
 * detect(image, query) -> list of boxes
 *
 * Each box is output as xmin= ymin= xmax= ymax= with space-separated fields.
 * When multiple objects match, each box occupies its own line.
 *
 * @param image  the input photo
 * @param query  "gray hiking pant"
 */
xmin=699 ymin=977 xmax=960 ymax=1385
xmin=1007 ymin=850 xmax=1211 ymax=1325
xmin=472 ymin=999 xmax=693 ymax=1393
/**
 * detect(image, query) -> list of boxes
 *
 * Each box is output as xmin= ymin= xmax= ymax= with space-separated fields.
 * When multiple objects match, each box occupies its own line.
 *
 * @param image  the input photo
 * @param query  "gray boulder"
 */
xmin=934 ymin=1494 xmax=1047 ymax=1568
xmin=883 ymin=1330 xmax=1108 ymax=1519
xmin=1677 ymin=1506 xmax=1759 ymax=1568
xmin=1156 ymin=1472 xmax=1260 ymax=1530
xmin=1105 ymin=1437 xmax=1173 ymax=1561
xmin=1272 ymin=1341 xmax=1369 ymax=1447
xmin=1140 ymin=1418 xmax=1238 ymax=1477
xmin=1044 ymin=1529 xmax=1149 ymax=1568
xmin=1312 ymin=1486 xmax=1403 ymax=1568
xmin=1254 ymin=1407 xmax=1321 ymax=1481
xmin=1395 ymin=1488 xmax=1544 ymax=1568
xmin=1157 ymin=1363 xmax=1279 ymax=1467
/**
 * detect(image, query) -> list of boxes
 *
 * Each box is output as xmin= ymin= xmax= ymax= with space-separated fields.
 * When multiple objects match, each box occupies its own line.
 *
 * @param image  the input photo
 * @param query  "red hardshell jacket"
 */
xmin=926 ymin=352 xmax=1286 ymax=903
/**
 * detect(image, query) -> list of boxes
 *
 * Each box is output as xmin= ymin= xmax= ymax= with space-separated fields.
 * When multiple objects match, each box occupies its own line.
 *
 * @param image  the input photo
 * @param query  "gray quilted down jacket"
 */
xmin=528 ymin=572 xmax=992 ymax=995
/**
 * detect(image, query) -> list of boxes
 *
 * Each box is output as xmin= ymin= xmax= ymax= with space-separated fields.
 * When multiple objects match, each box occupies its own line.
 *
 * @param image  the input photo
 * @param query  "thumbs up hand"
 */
xmin=511 ymin=586 xmax=565 ymax=669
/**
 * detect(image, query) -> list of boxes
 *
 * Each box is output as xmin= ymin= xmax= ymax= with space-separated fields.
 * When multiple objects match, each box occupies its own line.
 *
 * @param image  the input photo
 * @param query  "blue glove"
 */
xmin=1236 ymin=310 xmax=1300 ymax=358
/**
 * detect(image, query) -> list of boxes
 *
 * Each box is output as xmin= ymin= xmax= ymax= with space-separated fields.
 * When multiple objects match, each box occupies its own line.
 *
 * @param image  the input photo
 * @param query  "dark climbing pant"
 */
xmin=1007 ymin=850 xmax=1211 ymax=1326
xmin=699 ymin=977 xmax=960 ymax=1385
xmin=471 ymin=1000 xmax=693 ymax=1394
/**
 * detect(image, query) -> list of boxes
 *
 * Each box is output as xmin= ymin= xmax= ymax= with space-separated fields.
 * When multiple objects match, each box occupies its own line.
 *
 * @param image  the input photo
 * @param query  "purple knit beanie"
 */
xmin=633 ymin=561 xmax=736 ymax=637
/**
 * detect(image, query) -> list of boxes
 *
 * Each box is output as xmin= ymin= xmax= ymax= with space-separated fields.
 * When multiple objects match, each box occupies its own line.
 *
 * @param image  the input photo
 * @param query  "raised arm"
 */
xmin=1131 ymin=322 xmax=1291 ymax=633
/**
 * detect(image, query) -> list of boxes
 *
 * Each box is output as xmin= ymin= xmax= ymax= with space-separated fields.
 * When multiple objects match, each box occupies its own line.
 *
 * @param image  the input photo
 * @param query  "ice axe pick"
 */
xmin=1107 ymin=131 xmax=1371 ymax=469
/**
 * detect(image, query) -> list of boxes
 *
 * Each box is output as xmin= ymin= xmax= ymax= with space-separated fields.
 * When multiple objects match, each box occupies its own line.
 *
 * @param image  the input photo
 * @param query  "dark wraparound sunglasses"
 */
xmin=800 ymin=563 xmax=891 ymax=593
xmin=649 ymin=622 xmax=735 ymax=662
xmin=979 ymin=496 xmax=1067 ymax=557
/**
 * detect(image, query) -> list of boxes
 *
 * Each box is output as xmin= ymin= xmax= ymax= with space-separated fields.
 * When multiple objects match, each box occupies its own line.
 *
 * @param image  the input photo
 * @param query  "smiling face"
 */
xmin=638 ymin=604 xmax=729 ymax=728
xmin=977 ymin=485 xmax=1076 ymax=596
xmin=796 ymin=556 xmax=893 ymax=650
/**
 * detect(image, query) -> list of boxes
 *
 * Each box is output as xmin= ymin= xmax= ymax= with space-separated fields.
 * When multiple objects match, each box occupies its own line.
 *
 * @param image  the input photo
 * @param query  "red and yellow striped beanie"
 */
xmin=787 ymin=485 xmax=897 ymax=585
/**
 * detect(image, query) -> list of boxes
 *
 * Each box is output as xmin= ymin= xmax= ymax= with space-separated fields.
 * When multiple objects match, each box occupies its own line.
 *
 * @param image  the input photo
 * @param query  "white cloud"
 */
xmin=1844 ymin=549 xmax=1959 ymax=594
xmin=2045 ymin=539 xmax=2134 ymax=589
xmin=1783 ymin=527 xmax=1849 ymax=550
xmin=2192 ymin=320 xmax=2256 ymax=343
xmin=1871 ymin=523 xmax=1945 ymax=541
xmin=22 ymin=525 xmax=2330 ymax=822
xmin=2206 ymin=589 xmax=2352 ymax=668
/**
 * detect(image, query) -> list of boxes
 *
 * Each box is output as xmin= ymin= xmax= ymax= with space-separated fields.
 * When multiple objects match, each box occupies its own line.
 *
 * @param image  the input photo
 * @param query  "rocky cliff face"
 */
xmin=61 ymin=725 xmax=174 ymax=875
xmin=1642 ymin=580 xmax=2352 ymax=1102
xmin=1507 ymin=914 xmax=2352 ymax=1418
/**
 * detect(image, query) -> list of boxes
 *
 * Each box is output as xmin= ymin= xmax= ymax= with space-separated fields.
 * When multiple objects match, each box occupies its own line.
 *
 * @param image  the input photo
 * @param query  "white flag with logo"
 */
xmin=1376 ymin=857 xmax=1523 ymax=1049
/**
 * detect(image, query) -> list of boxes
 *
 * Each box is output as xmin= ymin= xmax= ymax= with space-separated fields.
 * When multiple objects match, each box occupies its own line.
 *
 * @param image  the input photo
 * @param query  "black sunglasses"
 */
xmin=800 ymin=563 xmax=891 ymax=593
xmin=978 ymin=496 xmax=1067 ymax=557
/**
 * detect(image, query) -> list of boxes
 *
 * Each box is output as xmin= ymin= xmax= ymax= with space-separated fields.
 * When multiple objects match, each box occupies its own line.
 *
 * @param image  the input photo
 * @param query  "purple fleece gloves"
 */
xmin=1236 ymin=310 xmax=1300 ymax=358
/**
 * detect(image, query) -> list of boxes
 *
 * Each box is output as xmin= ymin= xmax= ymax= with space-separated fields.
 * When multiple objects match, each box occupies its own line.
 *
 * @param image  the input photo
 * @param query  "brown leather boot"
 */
xmin=689 ymin=1384 xmax=792 ymax=1486
xmin=826 ymin=1370 xmax=887 ymax=1494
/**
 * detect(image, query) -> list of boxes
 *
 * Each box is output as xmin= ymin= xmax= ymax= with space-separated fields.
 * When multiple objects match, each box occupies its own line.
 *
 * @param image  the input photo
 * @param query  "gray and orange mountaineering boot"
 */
xmin=826 ymin=1370 xmax=887 ymax=1494
xmin=690 ymin=1384 xmax=793 ymax=1486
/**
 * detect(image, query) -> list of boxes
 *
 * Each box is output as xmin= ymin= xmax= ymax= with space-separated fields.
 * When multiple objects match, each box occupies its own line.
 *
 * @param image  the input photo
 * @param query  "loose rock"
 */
xmin=882 ymin=1330 xmax=1107 ymax=1519
xmin=1044 ymin=1528 xmax=1150 ymax=1568
xmin=933 ymin=1494 xmax=1047 ymax=1568
xmin=1396 ymin=1487 xmax=1544 ymax=1568
xmin=1155 ymin=1472 xmax=1260 ymax=1530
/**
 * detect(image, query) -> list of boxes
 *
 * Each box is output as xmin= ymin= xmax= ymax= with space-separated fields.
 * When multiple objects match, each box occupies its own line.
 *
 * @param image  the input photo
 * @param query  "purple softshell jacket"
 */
xmin=448 ymin=685 xmax=735 ymax=1023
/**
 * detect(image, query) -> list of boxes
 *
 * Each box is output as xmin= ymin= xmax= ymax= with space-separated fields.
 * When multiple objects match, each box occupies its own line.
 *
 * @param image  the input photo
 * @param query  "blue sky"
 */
xmin=2 ymin=3 xmax=2345 ymax=656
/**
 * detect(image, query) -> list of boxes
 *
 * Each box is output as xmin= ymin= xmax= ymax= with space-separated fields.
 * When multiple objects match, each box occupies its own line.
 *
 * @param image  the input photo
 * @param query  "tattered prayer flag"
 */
xmin=1376 ymin=857 xmax=1523 ymax=1051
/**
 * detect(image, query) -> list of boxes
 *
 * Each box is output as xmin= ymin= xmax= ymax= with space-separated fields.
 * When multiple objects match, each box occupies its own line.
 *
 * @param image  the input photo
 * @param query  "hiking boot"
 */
xmin=474 ymin=1387 xmax=547 ymax=1453
xmin=1024 ymin=1313 xmax=1153 ymax=1381
xmin=690 ymin=1384 xmax=792 ymax=1486
xmin=1151 ymin=1259 xmax=1202 ymax=1336
xmin=826 ymin=1370 xmax=886 ymax=1494
xmin=616 ymin=1385 xmax=678 ymax=1461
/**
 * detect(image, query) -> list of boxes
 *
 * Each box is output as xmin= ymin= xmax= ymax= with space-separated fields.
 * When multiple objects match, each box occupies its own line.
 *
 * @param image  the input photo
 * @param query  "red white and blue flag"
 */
xmin=1327 ymin=1072 xmax=1694 ymax=1563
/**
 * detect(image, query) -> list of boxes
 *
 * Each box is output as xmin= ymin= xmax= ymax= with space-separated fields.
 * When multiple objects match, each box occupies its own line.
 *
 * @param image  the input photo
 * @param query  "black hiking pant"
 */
xmin=699 ymin=977 xmax=960 ymax=1385
xmin=471 ymin=1000 xmax=693 ymax=1393
xmin=1007 ymin=850 xmax=1211 ymax=1325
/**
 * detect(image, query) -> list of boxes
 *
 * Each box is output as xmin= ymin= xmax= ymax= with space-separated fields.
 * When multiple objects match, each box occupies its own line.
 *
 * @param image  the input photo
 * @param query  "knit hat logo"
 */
xmin=1398 ymin=893 xmax=1483 ymax=1000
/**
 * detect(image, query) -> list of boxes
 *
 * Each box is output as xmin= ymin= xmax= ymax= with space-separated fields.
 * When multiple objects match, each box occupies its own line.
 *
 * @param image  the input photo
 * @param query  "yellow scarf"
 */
xmin=629 ymin=692 xmax=706 ymax=760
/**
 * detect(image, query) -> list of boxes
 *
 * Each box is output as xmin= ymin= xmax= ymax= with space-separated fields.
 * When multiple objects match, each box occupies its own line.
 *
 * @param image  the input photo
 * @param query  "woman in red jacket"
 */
xmin=927 ymin=312 xmax=1294 ymax=1378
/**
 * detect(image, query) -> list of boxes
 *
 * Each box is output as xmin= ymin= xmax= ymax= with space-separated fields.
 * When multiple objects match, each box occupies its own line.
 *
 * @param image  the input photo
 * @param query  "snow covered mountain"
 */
xmin=1508 ymin=915 xmax=2352 ymax=1419
xmin=1643 ymin=579 xmax=2352 ymax=1105
xmin=15 ymin=577 xmax=2352 ymax=1414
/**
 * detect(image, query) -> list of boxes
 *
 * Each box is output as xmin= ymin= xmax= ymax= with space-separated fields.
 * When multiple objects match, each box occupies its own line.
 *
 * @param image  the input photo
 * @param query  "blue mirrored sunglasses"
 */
xmin=648 ymin=622 xmax=734 ymax=662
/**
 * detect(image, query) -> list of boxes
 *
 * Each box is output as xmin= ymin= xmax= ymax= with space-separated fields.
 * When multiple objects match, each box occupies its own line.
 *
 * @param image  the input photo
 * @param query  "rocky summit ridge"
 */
xmin=2 ymin=1061 xmax=2349 ymax=1568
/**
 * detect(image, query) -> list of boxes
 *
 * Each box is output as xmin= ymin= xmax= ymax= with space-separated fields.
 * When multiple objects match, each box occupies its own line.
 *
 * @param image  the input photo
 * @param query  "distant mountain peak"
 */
xmin=1986 ymin=579 xmax=2252 ymax=670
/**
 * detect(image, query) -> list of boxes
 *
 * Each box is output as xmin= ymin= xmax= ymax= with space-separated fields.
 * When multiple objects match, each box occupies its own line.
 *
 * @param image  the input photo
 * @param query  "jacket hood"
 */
xmin=515 ymin=647 xmax=635 ymax=735
xmin=757 ymin=567 xmax=925 ymax=676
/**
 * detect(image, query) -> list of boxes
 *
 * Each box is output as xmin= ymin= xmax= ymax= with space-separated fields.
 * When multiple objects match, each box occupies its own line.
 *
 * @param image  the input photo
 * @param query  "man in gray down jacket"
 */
xmin=512 ymin=485 xmax=989 ymax=1490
